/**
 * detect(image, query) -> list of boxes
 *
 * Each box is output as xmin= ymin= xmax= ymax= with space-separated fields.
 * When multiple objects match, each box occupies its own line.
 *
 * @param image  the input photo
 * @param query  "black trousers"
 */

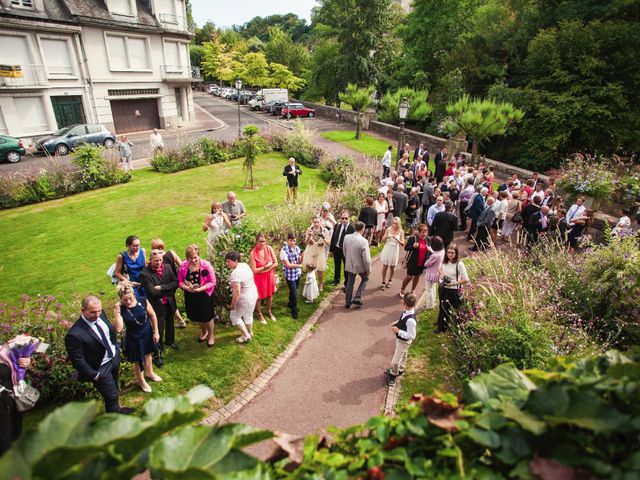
xmin=468 ymin=217 xmax=478 ymax=240
xmin=382 ymin=165 xmax=390 ymax=178
xmin=476 ymin=226 xmax=491 ymax=249
xmin=459 ymin=201 xmax=469 ymax=229
xmin=94 ymin=355 xmax=121 ymax=413
xmin=286 ymin=278 xmax=300 ymax=315
xmin=333 ymin=249 xmax=346 ymax=285
xmin=420 ymin=204 xmax=430 ymax=224
xmin=156 ymin=302 xmax=176 ymax=348
xmin=437 ymin=287 xmax=460 ymax=332
xmin=0 ymin=397 xmax=22 ymax=456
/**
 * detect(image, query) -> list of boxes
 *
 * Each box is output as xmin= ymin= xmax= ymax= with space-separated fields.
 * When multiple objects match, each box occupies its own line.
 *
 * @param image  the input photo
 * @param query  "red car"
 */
xmin=281 ymin=103 xmax=315 ymax=119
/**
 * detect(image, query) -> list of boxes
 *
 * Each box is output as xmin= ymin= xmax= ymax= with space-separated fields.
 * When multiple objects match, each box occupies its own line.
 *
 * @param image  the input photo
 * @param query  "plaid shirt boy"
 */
xmin=281 ymin=244 xmax=302 ymax=281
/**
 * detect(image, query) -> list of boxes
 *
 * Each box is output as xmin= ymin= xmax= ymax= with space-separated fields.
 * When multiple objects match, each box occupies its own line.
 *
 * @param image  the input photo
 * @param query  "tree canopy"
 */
xmin=190 ymin=0 xmax=640 ymax=169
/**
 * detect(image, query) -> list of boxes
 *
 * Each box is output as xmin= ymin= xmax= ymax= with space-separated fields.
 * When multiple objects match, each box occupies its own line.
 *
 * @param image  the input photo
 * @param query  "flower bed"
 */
xmin=0 ymin=145 xmax=130 ymax=209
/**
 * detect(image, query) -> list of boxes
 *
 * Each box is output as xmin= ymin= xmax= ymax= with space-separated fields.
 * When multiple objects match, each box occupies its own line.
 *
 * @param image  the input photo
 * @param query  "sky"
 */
xmin=190 ymin=0 xmax=317 ymax=28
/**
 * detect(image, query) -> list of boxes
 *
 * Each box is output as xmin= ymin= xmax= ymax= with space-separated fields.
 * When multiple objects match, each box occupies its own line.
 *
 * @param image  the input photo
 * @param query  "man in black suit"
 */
xmin=526 ymin=205 xmax=550 ymax=250
xmin=431 ymin=201 xmax=458 ymax=248
xmin=64 ymin=296 xmax=131 ymax=414
xmin=467 ymin=187 xmax=488 ymax=241
xmin=140 ymin=250 xmax=179 ymax=356
xmin=283 ymin=157 xmax=303 ymax=201
xmin=471 ymin=196 xmax=496 ymax=251
xmin=413 ymin=142 xmax=428 ymax=162
xmin=330 ymin=210 xmax=355 ymax=286
xmin=434 ymin=146 xmax=448 ymax=184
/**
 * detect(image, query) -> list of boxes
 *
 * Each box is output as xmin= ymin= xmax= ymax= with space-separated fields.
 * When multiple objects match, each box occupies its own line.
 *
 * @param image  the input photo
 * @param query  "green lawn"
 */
xmin=321 ymin=131 xmax=394 ymax=160
xmin=397 ymin=309 xmax=460 ymax=406
xmin=2 ymin=153 xmax=333 ymax=418
xmin=0 ymin=153 xmax=325 ymax=300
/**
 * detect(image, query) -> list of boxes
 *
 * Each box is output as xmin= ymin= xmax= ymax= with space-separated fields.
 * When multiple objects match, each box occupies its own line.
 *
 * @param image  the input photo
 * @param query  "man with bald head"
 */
xmin=65 ymin=296 xmax=132 ymax=414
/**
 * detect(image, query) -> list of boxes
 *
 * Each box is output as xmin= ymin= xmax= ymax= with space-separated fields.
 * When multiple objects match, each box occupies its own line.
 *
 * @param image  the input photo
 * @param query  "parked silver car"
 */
xmin=34 ymin=124 xmax=116 ymax=156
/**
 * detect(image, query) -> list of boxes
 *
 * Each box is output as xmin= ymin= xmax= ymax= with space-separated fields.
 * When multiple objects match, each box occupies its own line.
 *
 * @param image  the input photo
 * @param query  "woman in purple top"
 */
xmin=115 ymin=235 xmax=146 ymax=298
xmin=422 ymin=235 xmax=445 ymax=309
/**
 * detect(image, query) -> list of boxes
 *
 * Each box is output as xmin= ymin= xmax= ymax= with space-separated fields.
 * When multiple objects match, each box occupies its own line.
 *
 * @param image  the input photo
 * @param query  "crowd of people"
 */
xmin=2 ymin=146 xmax=637 ymax=453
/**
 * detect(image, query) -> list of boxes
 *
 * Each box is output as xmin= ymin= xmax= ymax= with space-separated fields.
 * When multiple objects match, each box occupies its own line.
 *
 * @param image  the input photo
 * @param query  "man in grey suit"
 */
xmin=392 ymin=184 xmax=409 ymax=219
xmin=343 ymin=221 xmax=372 ymax=308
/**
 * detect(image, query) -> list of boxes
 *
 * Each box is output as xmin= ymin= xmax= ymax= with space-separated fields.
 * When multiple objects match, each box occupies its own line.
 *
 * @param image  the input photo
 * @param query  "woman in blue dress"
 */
xmin=113 ymin=284 xmax=162 ymax=393
xmin=114 ymin=235 xmax=146 ymax=298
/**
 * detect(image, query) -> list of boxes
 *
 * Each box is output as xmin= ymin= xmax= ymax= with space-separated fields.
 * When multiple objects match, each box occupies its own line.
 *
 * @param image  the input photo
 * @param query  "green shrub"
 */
xmin=257 ymin=194 xmax=323 ymax=245
xmin=269 ymin=350 xmax=640 ymax=479
xmin=72 ymin=144 xmax=129 ymax=190
xmin=320 ymin=154 xmax=354 ymax=187
xmin=197 ymin=137 xmax=231 ymax=164
xmin=0 ymin=295 xmax=133 ymax=403
xmin=452 ymin=247 xmax=601 ymax=378
xmin=281 ymin=120 xmax=324 ymax=168
xmin=0 ymin=147 xmax=129 ymax=209
xmin=148 ymin=149 xmax=184 ymax=173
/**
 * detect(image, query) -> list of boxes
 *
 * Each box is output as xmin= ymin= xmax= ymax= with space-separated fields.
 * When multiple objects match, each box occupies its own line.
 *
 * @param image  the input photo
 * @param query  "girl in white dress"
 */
xmin=303 ymin=264 xmax=320 ymax=303
xmin=374 ymin=192 xmax=389 ymax=243
xmin=203 ymin=201 xmax=232 ymax=257
xmin=380 ymin=216 xmax=406 ymax=288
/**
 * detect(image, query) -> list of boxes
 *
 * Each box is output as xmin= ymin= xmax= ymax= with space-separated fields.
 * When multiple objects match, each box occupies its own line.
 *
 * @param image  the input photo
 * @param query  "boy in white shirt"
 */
xmin=385 ymin=294 xmax=417 ymax=386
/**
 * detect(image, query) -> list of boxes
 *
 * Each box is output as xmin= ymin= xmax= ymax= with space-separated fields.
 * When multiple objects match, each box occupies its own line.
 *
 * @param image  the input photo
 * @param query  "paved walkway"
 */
xmin=227 ymin=258 xmax=409 ymax=458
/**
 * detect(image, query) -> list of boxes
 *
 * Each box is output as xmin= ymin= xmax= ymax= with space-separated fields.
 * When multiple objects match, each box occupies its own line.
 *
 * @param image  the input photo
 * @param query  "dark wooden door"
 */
xmin=51 ymin=96 xmax=85 ymax=129
xmin=110 ymin=98 xmax=160 ymax=133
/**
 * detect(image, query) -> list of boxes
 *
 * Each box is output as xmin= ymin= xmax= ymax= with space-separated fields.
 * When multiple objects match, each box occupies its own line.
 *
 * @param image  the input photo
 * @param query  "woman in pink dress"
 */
xmin=249 ymin=232 xmax=279 ymax=324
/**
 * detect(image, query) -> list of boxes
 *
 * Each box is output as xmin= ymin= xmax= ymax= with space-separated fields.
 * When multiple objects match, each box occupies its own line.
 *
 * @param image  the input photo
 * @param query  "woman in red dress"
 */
xmin=249 ymin=232 xmax=279 ymax=324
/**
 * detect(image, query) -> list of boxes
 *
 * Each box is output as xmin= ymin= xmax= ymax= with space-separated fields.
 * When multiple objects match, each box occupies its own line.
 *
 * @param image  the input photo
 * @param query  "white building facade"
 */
xmin=0 ymin=0 xmax=198 ymax=141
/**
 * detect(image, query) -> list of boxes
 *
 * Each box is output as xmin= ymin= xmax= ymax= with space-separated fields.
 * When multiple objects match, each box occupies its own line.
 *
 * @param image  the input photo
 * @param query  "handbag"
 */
xmin=401 ymin=236 xmax=415 ymax=268
xmin=511 ymin=211 xmax=523 ymax=223
xmin=107 ymin=263 xmax=117 ymax=284
xmin=9 ymin=380 xmax=40 ymax=412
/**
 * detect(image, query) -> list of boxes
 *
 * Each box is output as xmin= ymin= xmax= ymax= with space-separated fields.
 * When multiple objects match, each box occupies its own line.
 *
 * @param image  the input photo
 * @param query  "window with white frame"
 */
xmin=163 ymin=41 xmax=186 ymax=72
xmin=0 ymin=34 xmax=33 ymax=66
xmin=157 ymin=0 xmax=177 ymax=16
xmin=40 ymin=38 xmax=75 ymax=77
xmin=14 ymin=97 xmax=48 ymax=133
xmin=11 ymin=0 xmax=34 ymax=10
xmin=107 ymin=0 xmax=135 ymax=16
xmin=105 ymin=34 xmax=150 ymax=71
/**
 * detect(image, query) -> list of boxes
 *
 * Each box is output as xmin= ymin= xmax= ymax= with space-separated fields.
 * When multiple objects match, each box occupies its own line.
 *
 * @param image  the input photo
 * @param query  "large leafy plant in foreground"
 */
xmin=3 ymin=351 xmax=639 ymax=479
xmin=0 ymin=386 xmax=272 ymax=480
xmin=273 ymin=350 xmax=640 ymax=479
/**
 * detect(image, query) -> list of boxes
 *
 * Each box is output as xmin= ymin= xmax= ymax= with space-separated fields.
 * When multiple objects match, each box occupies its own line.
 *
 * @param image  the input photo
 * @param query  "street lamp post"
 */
xmin=235 ymin=78 xmax=242 ymax=137
xmin=396 ymin=96 xmax=410 ymax=171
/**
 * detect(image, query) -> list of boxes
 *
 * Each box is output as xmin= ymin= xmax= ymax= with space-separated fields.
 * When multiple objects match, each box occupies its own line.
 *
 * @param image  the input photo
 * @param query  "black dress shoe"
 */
xmin=118 ymin=407 xmax=135 ymax=415
xmin=345 ymin=304 xmax=351 ymax=309
xmin=352 ymin=300 xmax=363 ymax=306
xmin=169 ymin=343 xmax=179 ymax=350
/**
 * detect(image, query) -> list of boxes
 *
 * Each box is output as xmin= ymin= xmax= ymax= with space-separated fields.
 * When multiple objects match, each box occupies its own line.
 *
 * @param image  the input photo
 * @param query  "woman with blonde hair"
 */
xmin=178 ymin=244 xmax=217 ymax=347
xmin=203 ymin=201 xmax=232 ymax=257
xmin=500 ymin=191 xmax=522 ymax=243
xmin=380 ymin=216 xmax=405 ymax=288
xmin=113 ymin=283 xmax=162 ymax=393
